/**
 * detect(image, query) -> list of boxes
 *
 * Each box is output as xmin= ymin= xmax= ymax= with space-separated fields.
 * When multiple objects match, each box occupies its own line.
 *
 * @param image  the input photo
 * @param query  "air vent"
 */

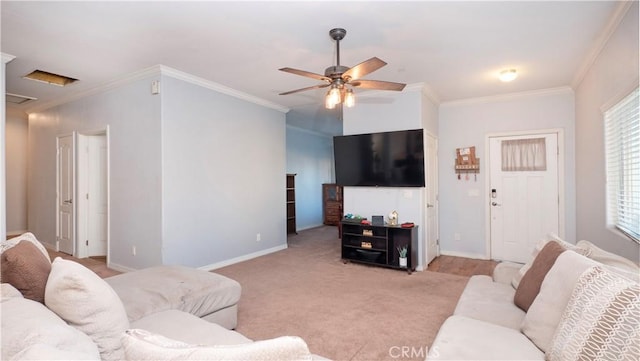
xmin=23 ymin=69 xmax=78 ymax=87
xmin=6 ymin=93 xmax=37 ymax=105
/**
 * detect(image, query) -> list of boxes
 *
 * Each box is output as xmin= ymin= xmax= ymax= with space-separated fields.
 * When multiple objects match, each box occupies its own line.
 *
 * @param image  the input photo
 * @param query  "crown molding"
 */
xmin=25 ymin=64 xmax=290 ymax=114
xmin=571 ymin=1 xmax=634 ymax=89
xmin=421 ymin=83 xmax=441 ymax=105
xmin=26 ymin=65 xmax=163 ymax=113
xmin=2 ymin=53 xmax=16 ymax=64
xmin=285 ymin=124 xmax=335 ymax=138
xmin=158 ymin=65 xmax=289 ymax=113
xmin=440 ymin=86 xmax=574 ymax=107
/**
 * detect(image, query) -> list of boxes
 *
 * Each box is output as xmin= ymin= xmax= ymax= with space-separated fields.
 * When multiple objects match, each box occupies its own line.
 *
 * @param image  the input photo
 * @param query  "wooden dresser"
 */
xmin=322 ymin=183 xmax=343 ymax=226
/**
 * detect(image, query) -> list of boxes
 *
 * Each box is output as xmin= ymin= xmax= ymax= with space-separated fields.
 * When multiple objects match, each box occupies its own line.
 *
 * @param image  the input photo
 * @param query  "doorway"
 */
xmin=424 ymin=132 xmax=439 ymax=265
xmin=56 ymin=134 xmax=75 ymax=254
xmin=488 ymin=131 xmax=562 ymax=263
xmin=55 ymin=130 xmax=109 ymax=258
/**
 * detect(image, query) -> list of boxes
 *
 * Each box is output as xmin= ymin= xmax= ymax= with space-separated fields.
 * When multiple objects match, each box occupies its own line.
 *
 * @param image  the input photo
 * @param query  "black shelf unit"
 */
xmin=286 ymin=174 xmax=296 ymax=234
xmin=341 ymin=221 xmax=419 ymax=274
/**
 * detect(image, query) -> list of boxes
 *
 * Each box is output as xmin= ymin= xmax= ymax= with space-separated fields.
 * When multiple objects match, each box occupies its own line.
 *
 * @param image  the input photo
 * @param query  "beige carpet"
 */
xmin=216 ymin=226 xmax=469 ymax=361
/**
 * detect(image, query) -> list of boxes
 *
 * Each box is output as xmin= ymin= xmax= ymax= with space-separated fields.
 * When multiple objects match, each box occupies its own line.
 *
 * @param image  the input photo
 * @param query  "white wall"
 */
xmin=160 ymin=75 xmax=288 ymax=268
xmin=342 ymin=87 xmax=429 ymax=268
xmin=6 ymin=108 xmax=28 ymax=234
xmin=286 ymin=125 xmax=335 ymax=231
xmin=438 ymin=88 xmax=576 ymax=258
xmin=575 ymin=2 xmax=639 ymax=262
xmin=28 ymin=74 xmax=163 ymax=269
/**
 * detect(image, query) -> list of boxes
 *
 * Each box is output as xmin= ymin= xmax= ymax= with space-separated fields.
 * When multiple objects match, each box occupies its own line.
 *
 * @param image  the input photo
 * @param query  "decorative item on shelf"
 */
xmin=362 ymin=229 xmax=373 ymax=236
xmin=401 ymin=222 xmax=415 ymax=228
xmin=455 ymin=146 xmax=480 ymax=181
xmin=372 ymin=215 xmax=384 ymax=226
xmin=343 ymin=213 xmax=366 ymax=224
xmin=361 ymin=241 xmax=372 ymax=249
xmin=397 ymin=245 xmax=408 ymax=268
xmin=388 ymin=210 xmax=398 ymax=226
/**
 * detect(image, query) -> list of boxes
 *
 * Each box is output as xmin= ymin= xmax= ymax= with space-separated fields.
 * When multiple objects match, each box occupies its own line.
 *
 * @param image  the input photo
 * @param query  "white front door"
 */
xmin=57 ymin=134 xmax=75 ymax=255
xmin=425 ymin=133 xmax=439 ymax=265
xmin=489 ymin=133 xmax=559 ymax=263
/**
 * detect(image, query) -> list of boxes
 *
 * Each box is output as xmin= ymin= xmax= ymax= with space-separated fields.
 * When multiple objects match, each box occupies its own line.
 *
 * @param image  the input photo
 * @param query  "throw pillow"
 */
xmin=45 ymin=257 xmax=129 ymax=361
xmin=521 ymin=251 xmax=599 ymax=352
xmin=1 ymin=296 xmax=100 ymax=360
xmin=548 ymin=266 xmax=640 ymax=361
xmin=0 ymin=232 xmax=51 ymax=262
xmin=514 ymin=241 xmax=565 ymax=311
xmin=122 ymin=329 xmax=312 ymax=361
xmin=1 ymin=240 xmax=52 ymax=303
xmin=576 ymin=240 xmax=640 ymax=273
xmin=511 ymin=235 xmax=590 ymax=289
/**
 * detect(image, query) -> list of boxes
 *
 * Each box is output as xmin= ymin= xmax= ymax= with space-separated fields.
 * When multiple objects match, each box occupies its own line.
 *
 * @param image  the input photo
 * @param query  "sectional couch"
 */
xmin=1 ymin=233 xmax=318 ymax=360
xmin=427 ymin=237 xmax=640 ymax=360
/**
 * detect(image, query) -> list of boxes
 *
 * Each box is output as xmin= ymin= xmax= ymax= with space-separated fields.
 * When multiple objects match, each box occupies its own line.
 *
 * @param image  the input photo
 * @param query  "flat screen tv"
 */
xmin=333 ymin=129 xmax=425 ymax=187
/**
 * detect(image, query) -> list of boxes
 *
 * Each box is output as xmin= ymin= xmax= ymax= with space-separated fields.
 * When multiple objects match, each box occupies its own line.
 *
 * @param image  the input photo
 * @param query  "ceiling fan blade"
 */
xmin=279 ymin=67 xmax=330 ymax=82
xmin=351 ymin=79 xmax=406 ymax=91
xmin=279 ymin=83 xmax=330 ymax=96
xmin=343 ymin=57 xmax=387 ymax=81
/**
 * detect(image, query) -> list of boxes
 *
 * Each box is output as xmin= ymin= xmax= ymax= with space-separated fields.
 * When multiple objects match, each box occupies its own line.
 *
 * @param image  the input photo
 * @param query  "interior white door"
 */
xmin=425 ymin=133 xmax=439 ymax=265
xmin=489 ymin=133 xmax=559 ymax=263
xmin=57 ymin=134 xmax=74 ymax=255
xmin=87 ymin=135 xmax=108 ymax=257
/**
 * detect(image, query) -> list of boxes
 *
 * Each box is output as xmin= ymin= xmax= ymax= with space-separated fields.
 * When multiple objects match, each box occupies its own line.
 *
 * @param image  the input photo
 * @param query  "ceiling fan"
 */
xmin=279 ymin=28 xmax=406 ymax=109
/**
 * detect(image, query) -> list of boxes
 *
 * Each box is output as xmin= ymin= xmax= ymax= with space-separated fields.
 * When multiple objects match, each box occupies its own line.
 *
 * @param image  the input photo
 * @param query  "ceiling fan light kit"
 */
xmin=279 ymin=28 xmax=406 ymax=109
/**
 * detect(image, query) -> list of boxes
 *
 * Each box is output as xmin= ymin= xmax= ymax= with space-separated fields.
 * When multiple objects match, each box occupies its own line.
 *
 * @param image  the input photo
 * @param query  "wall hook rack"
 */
xmin=455 ymin=146 xmax=480 ymax=180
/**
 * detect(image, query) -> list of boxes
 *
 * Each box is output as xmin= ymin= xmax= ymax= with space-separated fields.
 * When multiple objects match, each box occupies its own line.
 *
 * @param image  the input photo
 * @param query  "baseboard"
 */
xmin=199 ymin=244 xmax=288 ymax=271
xmin=296 ymin=224 xmax=326 ymax=231
xmin=6 ymin=230 xmax=28 ymax=238
xmin=107 ymin=262 xmax=137 ymax=273
xmin=439 ymin=250 xmax=490 ymax=260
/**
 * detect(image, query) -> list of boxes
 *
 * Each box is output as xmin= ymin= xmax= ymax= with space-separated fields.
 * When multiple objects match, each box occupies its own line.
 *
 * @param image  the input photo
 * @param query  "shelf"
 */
xmin=341 ymin=221 xmax=418 ymax=274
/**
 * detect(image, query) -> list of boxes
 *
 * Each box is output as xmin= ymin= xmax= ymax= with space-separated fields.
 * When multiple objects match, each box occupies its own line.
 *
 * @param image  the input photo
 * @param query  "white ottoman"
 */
xmin=105 ymin=265 xmax=241 ymax=329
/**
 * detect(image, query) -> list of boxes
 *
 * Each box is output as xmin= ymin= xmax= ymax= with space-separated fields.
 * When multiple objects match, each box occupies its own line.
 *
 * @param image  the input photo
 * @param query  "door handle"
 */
xmin=64 ymin=199 xmax=73 ymax=204
xmin=492 ymin=202 xmax=501 ymax=206
xmin=427 ymin=204 xmax=434 ymax=208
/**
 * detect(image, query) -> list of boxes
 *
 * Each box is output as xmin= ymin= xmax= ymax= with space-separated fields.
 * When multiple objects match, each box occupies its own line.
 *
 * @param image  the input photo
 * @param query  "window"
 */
xmin=604 ymin=87 xmax=640 ymax=243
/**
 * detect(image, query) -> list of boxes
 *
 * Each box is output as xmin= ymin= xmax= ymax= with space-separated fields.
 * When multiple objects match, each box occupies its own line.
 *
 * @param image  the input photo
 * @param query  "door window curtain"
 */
xmin=501 ymin=138 xmax=547 ymax=172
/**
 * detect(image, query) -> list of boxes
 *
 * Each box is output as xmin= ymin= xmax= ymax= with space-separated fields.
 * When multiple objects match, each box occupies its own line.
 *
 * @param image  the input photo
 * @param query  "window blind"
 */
xmin=604 ymin=87 xmax=640 ymax=243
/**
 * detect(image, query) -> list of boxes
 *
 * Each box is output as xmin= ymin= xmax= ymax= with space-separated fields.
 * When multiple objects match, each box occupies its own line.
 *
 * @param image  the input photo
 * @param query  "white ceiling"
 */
xmin=1 ymin=1 xmax=624 ymax=118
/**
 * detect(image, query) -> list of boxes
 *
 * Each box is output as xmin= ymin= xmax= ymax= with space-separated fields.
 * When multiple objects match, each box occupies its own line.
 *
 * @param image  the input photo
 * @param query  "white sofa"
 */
xmin=427 ymin=239 xmax=640 ymax=361
xmin=1 ymin=233 xmax=320 ymax=361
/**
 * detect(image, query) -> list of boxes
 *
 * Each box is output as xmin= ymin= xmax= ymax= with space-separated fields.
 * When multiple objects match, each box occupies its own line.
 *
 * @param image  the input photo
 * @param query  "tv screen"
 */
xmin=333 ymin=129 xmax=425 ymax=187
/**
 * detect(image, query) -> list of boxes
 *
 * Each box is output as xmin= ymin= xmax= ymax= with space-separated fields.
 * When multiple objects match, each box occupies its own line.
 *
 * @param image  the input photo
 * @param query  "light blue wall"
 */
xmin=438 ymin=89 xmax=576 ymax=259
xmin=285 ymin=125 xmax=335 ymax=230
xmin=575 ymin=2 xmax=639 ymax=262
xmin=161 ymin=75 xmax=287 ymax=267
xmin=28 ymin=75 xmax=164 ymax=269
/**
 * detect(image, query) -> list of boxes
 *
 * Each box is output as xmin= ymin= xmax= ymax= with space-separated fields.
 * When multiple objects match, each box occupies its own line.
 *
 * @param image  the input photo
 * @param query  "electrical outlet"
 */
xmin=132 ymin=246 xmax=137 ymax=256
xmin=256 ymin=233 xmax=261 ymax=242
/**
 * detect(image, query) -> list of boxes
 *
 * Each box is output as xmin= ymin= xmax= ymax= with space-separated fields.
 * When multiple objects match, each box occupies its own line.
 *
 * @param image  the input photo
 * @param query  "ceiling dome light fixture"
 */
xmin=499 ymin=69 xmax=518 ymax=82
